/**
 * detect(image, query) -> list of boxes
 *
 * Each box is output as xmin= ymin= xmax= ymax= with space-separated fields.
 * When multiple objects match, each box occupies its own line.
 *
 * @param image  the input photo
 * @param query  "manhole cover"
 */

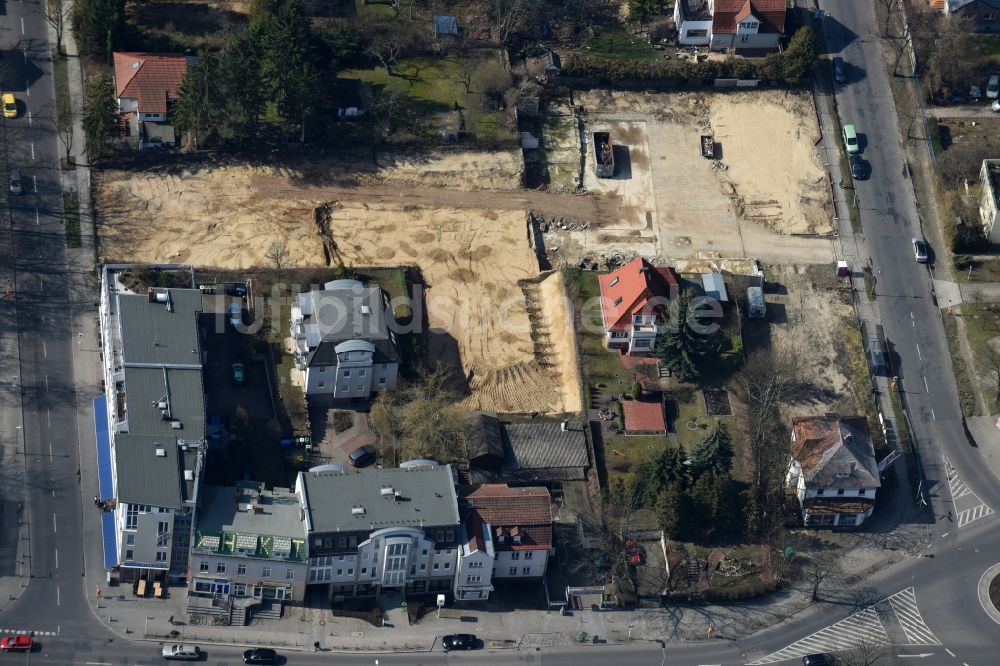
xmin=686 ymin=421 xmax=699 ymax=431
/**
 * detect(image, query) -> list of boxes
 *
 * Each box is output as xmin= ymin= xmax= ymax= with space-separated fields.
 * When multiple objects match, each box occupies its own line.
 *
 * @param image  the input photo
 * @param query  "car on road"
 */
xmin=802 ymin=654 xmax=838 ymax=665
xmin=161 ymin=644 xmax=201 ymax=660
xmin=912 ymin=237 xmax=929 ymax=263
xmin=242 ymin=648 xmax=278 ymax=664
xmin=994 ymin=99 xmax=1000 ymax=112
xmin=2 ymin=93 xmax=16 ymax=119
xmin=842 ymin=123 xmax=860 ymax=154
xmin=9 ymin=168 xmax=21 ymax=196
xmin=849 ymin=154 xmax=868 ymax=180
xmin=348 ymin=444 xmax=378 ymax=468
xmin=231 ymin=362 xmax=245 ymax=385
xmin=441 ymin=634 xmax=479 ymax=651
xmin=0 ymin=635 xmax=32 ymax=652
xmin=228 ymin=302 xmax=242 ymax=327
xmin=988 ymin=74 xmax=1000 ymax=99
xmin=832 ymin=57 xmax=846 ymax=84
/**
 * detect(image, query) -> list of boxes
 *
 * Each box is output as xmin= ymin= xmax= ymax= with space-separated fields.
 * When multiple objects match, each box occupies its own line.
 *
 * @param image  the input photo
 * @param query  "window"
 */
xmin=126 ymin=534 xmax=135 ymax=546
xmin=466 ymin=574 xmax=481 ymax=583
xmin=359 ymin=369 xmax=366 ymax=377
xmin=156 ymin=552 xmax=167 ymax=562
xmin=338 ymin=555 xmax=344 ymax=561
xmin=379 ymin=377 xmax=387 ymax=385
xmin=858 ymin=489 xmax=866 ymax=496
xmin=262 ymin=567 xmax=272 ymax=578
xmin=522 ymin=566 xmax=531 ymax=575
xmin=286 ymin=569 xmax=295 ymax=580
xmin=337 ymin=569 xmax=343 ymax=576
xmin=125 ymin=504 xmax=139 ymax=530
xmin=158 ymin=521 xmax=168 ymax=533
xmin=338 ymin=536 xmax=347 ymax=549
xmin=816 ymin=489 xmax=825 ymax=496
xmin=362 ymin=568 xmax=367 ymax=575
xmin=347 ymin=568 xmax=353 ymax=575
xmin=125 ymin=549 xmax=134 ymax=560
xmin=199 ymin=561 xmax=209 ymax=572
xmin=216 ymin=562 xmax=226 ymax=574
xmin=420 ymin=564 xmax=426 ymax=570
xmin=524 ymin=552 xmax=533 ymax=560
xmin=687 ymin=28 xmax=708 ymax=37
xmin=434 ymin=563 xmax=439 ymax=570
xmin=343 ymin=370 xmax=351 ymax=378
xmin=422 ymin=549 xmax=428 ymax=556
xmin=837 ymin=489 xmax=845 ymax=496
xmin=632 ymin=338 xmax=652 ymax=349
xmin=609 ymin=276 xmax=619 ymax=287
xmin=613 ymin=296 xmax=623 ymax=306
xmin=319 ymin=367 xmax=325 ymax=373
xmin=355 ymin=385 xmax=364 ymax=392
xmin=238 ymin=564 xmax=247 ymax=575
xmin=509 ymin=567 xmax=517 ymax=575
xmin=318 ymin=381 xmax=325 ymax=388
xmin=340 ymin=384 xmax=349 ymax=392
xmin=469 ymin=561 xmax=483 ymax=568
xmin=446 ymin=529 xmax=454 ymax=542
xmin=444 ymin=562 xmax=450 ymax=569
xmin=511 ymin=552 xmax=520 ymax=560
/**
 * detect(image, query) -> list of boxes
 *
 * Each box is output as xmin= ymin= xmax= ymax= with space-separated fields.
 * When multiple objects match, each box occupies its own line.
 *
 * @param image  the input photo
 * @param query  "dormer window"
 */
xmin=609 ymin=277 xmax=619 ymax=287
xmin=613 ymin=297 xmax=623 ymax=306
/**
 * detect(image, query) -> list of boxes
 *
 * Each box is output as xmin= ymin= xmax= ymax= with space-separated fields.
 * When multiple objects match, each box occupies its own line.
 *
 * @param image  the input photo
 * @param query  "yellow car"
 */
xmin=2 ymin=93 xmax=16 ymax=119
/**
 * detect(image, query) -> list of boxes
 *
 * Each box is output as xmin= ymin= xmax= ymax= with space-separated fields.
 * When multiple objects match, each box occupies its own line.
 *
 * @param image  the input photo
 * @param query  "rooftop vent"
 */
xmin=351 ymin=506 xmax=366 ymax=516
xmin=157 ymin=401 xmax=168 ymax=410
xmin=184 ymin=470 xmax=194 ymax=481
xmin=155 ymin=448 xmax=166 ymax=457
xmin=131 ymin=60 xmax=140 ymax=70
xmin=380 ymin=486 xmax=395 ymax=498
xmin=170 ymin=421 xmax=182 ymax=430
xmin=361 ymin=304 xmax=371 ymax=315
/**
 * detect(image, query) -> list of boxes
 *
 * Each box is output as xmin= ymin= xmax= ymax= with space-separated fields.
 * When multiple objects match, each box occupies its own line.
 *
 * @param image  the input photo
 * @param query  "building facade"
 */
xmin=674 ymin=0 xmax=786 ymax=52
xmin=291 ymin=280 xmax=400 ymax=400
xmin=598 ymin=257 xmax=680 ymax=355
xmin=297 ymin=465 xmax=461 ymax=600
xmin=97 ymin=266 xmax=205 ymax=585
xmin=980 ymin=159 xmax=1000 ymax=243
xmin=189 ymin=483 xmax=308 ymax=610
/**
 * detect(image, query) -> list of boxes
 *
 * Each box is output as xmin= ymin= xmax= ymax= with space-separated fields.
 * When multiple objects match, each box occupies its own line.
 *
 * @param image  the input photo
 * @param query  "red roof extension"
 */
xmin=623 ymin=398 xmax=667 ymax=434
xmin=598 ymin=257 xmax=679 ymax=334
xmin=113 ymin=52 xmax=189 ymax=114
xmin=712 ymin=0 xmax=787 ymax=34
xmin=461 ymin=484 xmax=552 ymax=551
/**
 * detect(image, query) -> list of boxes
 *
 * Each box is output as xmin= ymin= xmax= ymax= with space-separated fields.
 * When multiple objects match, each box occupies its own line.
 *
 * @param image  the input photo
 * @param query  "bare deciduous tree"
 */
xmin=371 ymin=86 xmax=406 ymax=136
xmin=841 ymin=635 xmax=890 ymax=666
xmin=366 ymin=33 xmax=405 ymax=76
xmin=43 ymin=0 xmax=69 ymax=54
xmin=494 ymin=0 xmax=528 ymax=56
xmin=876 ymin=0 xmax=903 ymax=37
xmin=803 ymin=545 xmax=841 ymax=601
xmin=265 ymin=239 xmax=289 ymax=278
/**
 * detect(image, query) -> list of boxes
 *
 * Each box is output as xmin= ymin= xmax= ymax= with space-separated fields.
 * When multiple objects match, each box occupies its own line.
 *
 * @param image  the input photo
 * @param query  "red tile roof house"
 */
xmin=453 ymin=484 xmax=552 ymax=602
xmin=706 ymin=0 xmax=788 ymax=53
xmin=113 ymin=52 xmax=192 ymax=149
xmin=598 ymin=257 xmax=680 ymax=356
xmin=786 ymin=415 xmax=881 ymax=528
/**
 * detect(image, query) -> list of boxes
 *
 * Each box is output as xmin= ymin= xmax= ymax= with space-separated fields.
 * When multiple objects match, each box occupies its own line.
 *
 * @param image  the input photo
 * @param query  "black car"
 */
xmin=832 ymin=56 xmax=846 ymax=84
xmin=242 ymin=648 xmax=278 ymax=665
xmin=348 ymin=444 xmax=378 ymax=468
xmin=802 ymin=654 xmax=837 ymax=666
xmin=442 ymin=634 xmax=478 ymax=652
xmin=849 ymin=154 xmax=867 ymax=180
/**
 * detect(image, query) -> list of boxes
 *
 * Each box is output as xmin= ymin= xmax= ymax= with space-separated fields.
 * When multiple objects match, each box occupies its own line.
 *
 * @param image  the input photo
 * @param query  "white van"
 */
xmin=162 ymin=644 xmax=201 ymax=660
xmin=228 ymin=302 xmax=242 ymax=327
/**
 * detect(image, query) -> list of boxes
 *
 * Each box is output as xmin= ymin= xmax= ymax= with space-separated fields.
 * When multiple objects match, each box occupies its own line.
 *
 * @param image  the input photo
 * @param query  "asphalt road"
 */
xmin=2 ymin=1 xmax=1000 ymax=665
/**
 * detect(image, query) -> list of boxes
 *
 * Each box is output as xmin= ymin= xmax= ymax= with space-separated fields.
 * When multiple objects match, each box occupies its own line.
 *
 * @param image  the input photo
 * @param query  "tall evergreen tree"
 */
xmin=655 ymin=481 xmax=686 ymax=540
xmin=72 ymin=0 xmax=125 ymax=60
xmin=83 ymin=70 xmax=118 ymax=160
xmin=656 ymin=289 xmax=708 ymax=381
xmin=639 ymin=445 xmax=686 ymax=506
xmin=691 ymin=423 xmax=734 ymax=478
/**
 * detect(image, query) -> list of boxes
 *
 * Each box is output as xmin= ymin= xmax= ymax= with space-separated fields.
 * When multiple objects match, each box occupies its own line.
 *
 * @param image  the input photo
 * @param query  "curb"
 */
xmin=977 ymin=563 xmax=1000 ymax=626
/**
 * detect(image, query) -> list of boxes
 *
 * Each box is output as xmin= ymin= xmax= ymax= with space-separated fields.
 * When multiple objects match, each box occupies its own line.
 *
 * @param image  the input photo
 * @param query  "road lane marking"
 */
xmin=27 ymin=110 xmax=31 ymax=127
xmin=48 ymin=441 xmax=51 ymax=457
xmin=32 ymin=175 xmax=36 ymax=192
xmin=34 ymin=208 xmax=38 ymax=225
xmin=52 ymin=514 xmax=56 ymax=533
xmin=917 ymin=344 xmax=922 ymax=360
xmin=54 ymin=549 xmax=58 ymax=569
xmin=942 ymin=531 xmax=950 ymax=537
xmin=20 ymin=17 xmax=24 ymax=33
xmin=42 ymin=340 xmax=46 ymax=358
xmin=888 ymin=588 xmax=941 ymax=645
xmin=25 ymin=81 xmax=29 ymax=97
xmin=923 ymin=376 xmax=929 ymax=392
xmin=86 ymin=663 xmax=112 ymax=665
xmin=46 ymin=409 xmax=50 ymax=427
xmin=946 ymin=648 xmax=956 ymax=657
xmin=931 ymin=409 xmax=936 ymax=421
xmin=30 ymin=142 xmax=34 ymax=160
xmin=56 ymin=586 xmax=60 ymax=606
xmin=22 ymin=48 xmax=26 ymax=63
xmin=44 ymin=372 xmax=48 ymax=391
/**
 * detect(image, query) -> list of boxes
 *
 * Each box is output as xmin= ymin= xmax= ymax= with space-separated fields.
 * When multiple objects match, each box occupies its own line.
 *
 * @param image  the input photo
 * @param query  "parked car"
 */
xmin=988 ymin=74 xmax=999 ymax=99
xmin=0 ymin=635 xmax=32 ymax=652
xmin=225 ymin=284 xmax=248 ymax=297
xmin=442 ymin=634 xmax=479 ymax=651
xmin=231 ymin=362 xmax=245 ymax=385
xmin=161 ymin=644 xmax=201 ymax=661
xmin=971 ymin=85 xmax=983 ymax=101
xmin=348 ymin=444 xmax=378 ymax=468
xmin=242 ymin=648 xmax=278 ymax=665
xmin=912 ymin=237 xmax=929 ymax=263
xmin=993 ymin=99 xmax=1000 ymax=112
xmin=2 ymin=93 xmax=16 ymax=118
xmin=832 ymin=57 xmax=846 ymax=84
xmin=842 ymin=124 xmax=860 ymax=154
xmin=9 ymin=168 xmax=21 ymax=195
xmin=849 ymin=154 xmax=868 ymax=180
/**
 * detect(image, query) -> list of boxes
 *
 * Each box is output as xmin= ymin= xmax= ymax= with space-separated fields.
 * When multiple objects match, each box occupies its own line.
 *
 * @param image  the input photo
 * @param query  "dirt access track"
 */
xmin=96 ymin=161 xmax=583 ymax=416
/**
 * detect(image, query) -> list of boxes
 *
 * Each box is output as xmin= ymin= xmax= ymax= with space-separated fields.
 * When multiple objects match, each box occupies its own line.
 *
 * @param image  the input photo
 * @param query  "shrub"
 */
xmin=630 ymin=381 xmax=643 ymax=400
xmin=331 ymin=600 xmax=381 ymax=626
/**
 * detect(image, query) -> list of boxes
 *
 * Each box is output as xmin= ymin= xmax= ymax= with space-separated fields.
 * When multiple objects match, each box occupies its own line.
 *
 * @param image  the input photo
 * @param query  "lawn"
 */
xmin=942 ymin=307 xmax=980 ymax=416
xmin=339 ymin=55 xmax=516 ymax=142
xmin=580 ymin=26 xmax=659 ymax=62
xmin=63 ymin=191 xmax=81 ymax=248
xmin=565 ymin=269 xmax=631 ymax=393
xmin=970 ymin=34 xmax=1000 ymax=65
xmin=955 ymin=303 xmax=1000 ymax=413
xmin=602 ymin=434 xmax=668 ymax=476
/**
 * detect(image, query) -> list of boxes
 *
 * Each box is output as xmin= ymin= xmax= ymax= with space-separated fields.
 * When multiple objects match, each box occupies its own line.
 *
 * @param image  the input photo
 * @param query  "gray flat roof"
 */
xmin=301 ymin=466 xmax=459 ymax=533
xmin=197 ymin=483 xmax=305 ymax=540
xmin=117 ymin=289 xmax=203 ymax=366
xmin=123 ymin=365 xmax=205 ymax=439
xmin=115 ymin=434 xmax=197 ymax=508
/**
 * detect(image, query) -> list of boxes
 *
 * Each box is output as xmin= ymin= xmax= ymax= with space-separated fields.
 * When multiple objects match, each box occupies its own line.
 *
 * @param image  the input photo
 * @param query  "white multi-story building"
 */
xmin=674 ymin=0 xmax=787 ymax=52
xmin=97 ymin=266 xmax=205 ymax=586
xmin=980 ymin=159 xmax=1000 ymax=244
xmin=290 ymin=280 xmax=399 ymax=401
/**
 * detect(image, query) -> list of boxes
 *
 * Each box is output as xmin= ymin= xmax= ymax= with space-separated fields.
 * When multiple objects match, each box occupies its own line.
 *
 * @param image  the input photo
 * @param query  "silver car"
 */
xmin=162 ymin=644 xmax=201 ymax=661
xmin=9 ymin=168 xmax=21 ymax=196
xmin=912 ymin=237 xmax=929 ymax=263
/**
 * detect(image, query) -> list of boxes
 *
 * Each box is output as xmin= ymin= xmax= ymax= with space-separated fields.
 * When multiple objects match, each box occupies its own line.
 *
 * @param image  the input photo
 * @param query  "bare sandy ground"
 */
xmin=96 ymin=166 xmax=581 ymax=415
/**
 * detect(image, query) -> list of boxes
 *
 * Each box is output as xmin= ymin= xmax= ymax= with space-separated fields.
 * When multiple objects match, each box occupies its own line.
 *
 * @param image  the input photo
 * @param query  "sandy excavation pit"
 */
xmin=96 ymin=165 xmax=582 ymax=415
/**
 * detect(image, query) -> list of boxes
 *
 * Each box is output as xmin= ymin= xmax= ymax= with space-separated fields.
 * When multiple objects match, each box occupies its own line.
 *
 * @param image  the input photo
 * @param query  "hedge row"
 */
xmin=701 ymin=579 xmax=776 ymax=602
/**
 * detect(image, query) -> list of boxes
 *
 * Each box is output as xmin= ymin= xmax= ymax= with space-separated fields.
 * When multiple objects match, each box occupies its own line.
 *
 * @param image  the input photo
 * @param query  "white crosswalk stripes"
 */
xmin=944 ymin=456 xmax=995 ymax=529
xmin=748 ymin=587 xmax=938 ymax=665
xmin=747 ymin=608 xmax=888 ymax=665
xmin=0 ymin=629 xmax=59 ymax=636
xmin=886 ymin=588 xmax=940 ymax=645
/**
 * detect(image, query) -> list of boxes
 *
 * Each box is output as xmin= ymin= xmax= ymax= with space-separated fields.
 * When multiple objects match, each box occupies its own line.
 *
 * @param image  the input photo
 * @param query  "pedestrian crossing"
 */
xmin=747 ymin=587 xmax=937 ymax=665
xmin=944 ymin=456 xmax=995 ymax=528
xmin=0 ymin=628 xmax=59 ymax=636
